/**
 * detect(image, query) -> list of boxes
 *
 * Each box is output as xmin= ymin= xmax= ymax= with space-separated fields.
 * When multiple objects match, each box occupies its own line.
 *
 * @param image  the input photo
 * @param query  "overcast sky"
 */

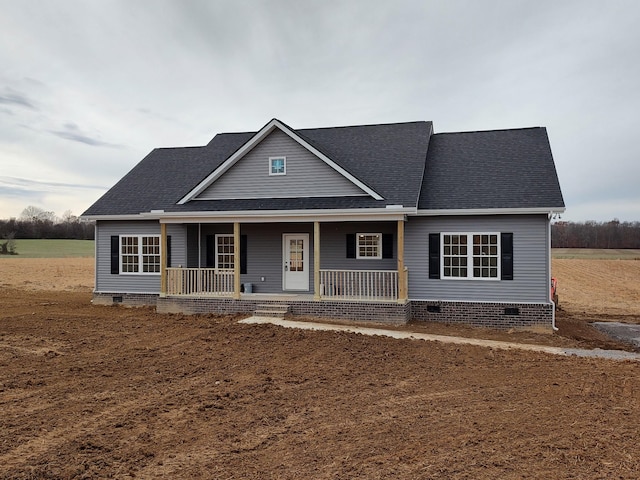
xmin=1 ymin=0 xmax=639 ymax=222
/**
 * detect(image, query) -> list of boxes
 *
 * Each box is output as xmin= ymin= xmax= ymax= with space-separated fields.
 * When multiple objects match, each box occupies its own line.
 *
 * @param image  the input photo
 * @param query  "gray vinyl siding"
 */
xmin=187 ymin=223 xmax=315 ymax=294
xmin=197 ymin=130 xmax=364 ymax=199
xmin=242 ymin=223 xmax=314 ymax=293
xmin=95 ymin=221 xmax=187 ymax=293
xmin=405 ymin=214 xmax=550 ymax=303
xmin=182 ymin=221 xmax=397 ymax=294
xmin=167 ymin=224 xmax=187 ymax=268
xmin=96 ymin=220 xmax=161 ymax=293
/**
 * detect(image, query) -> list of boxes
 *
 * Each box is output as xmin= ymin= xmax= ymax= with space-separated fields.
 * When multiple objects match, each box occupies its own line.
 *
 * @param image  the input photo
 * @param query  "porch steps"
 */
xmin=253 ymin=304 xmax=290 ymax=319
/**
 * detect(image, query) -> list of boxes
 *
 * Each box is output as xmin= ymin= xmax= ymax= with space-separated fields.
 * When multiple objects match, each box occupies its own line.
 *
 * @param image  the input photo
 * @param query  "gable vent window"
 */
xmin=269 ymin=156 xmax=286 ymax=176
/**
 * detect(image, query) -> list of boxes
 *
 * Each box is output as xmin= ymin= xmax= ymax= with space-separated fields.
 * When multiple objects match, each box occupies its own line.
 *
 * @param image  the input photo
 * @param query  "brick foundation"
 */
xmin=92 ymin=292 xmax=159 ymax=307
xmin=156 ymin=296 xmax=411 ymax=325
xmin=93 ymin=292 xmax=553 ymax=331
xmin=411 ymin=300 xmax=554 ymax=331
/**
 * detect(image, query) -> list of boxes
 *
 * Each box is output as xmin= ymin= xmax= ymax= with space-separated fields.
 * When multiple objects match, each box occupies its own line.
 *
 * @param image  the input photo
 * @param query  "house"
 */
xmin=81 ymin=118 xmax=565 ymax=330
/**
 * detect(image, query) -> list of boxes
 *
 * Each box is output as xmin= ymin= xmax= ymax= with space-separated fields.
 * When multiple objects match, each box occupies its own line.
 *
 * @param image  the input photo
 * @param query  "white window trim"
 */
xmin=269 ymin=156 xmax=286 ymax=176
xmin=119 ymin=234 xmax=161 ymax=275
xmin=214 ymin=234 xmax=235 ymax=270
xmin=356 ymin=232 xmax=382 ymax=259
xmin=440 ymin=232 xmax=501 ymax=281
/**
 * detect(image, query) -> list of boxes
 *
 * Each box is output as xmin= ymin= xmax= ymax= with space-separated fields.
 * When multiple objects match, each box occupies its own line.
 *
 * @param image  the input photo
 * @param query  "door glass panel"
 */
xmin=289 ymin=239 xmax=304 ymax=272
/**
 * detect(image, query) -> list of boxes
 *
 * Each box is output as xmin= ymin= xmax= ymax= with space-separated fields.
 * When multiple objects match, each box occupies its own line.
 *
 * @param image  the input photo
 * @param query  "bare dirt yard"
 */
xmin=1 ymin=257 xmax=639 ymax=479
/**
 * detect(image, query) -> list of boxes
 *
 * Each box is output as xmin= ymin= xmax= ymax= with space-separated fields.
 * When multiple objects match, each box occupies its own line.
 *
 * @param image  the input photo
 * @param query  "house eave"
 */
xmin=416 ymin=207 xmax=566 ymax=216
xmin=152 ymin=207 xmax=415 ymax=224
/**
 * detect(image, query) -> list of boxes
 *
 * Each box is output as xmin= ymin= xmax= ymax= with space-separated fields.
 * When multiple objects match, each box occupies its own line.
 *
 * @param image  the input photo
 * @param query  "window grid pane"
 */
xmin=472 ymin=234 xmax=499 ymax=278
xmin=216 ymin=235 xmax=235 ymax=269
xmin=357 ymin=234 xmax=381 ymax=258
xmin=121 ymin=236 xmax=139 ymax=273
xmin=442 ymin=234 xmax=467 ymax=277
xmin=289 ymin=239 xmax=304 ymax=271
xmin=142 ymin=236 xmax=160 ymax=273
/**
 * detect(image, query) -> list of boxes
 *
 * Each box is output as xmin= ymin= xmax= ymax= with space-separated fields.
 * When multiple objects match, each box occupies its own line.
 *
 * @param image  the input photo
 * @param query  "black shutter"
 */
xmin=501 ymin=232 xmax=514 ymax=280
xmin=166 ymin=235 xmax=172 ymax=268
xmin=240 ymin=235 xmax=247 ymax=274
xmin=428 ymin=233 xmax=440 ymax=279
xmin=382 ymin=234 xmax=393 ymax=259
xmin=346 ymin=234 xmax=356 ymax=258
xmin=206 ymin=235 xmax=214 ymax=267
xmin=110 ymin=236 xmax=119 ymax=274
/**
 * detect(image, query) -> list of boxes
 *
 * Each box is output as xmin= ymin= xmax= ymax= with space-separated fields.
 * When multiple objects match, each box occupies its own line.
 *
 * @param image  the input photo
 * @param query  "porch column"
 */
xmin=314 ymin=221 xmax=320 ymax=301
xmin=397 ymin=219 xmax=407 ymax=302
xmin=233 ymin=222 xmax=241 ymax=299
xmin=160 ymin=223 xmax=167 ymax=296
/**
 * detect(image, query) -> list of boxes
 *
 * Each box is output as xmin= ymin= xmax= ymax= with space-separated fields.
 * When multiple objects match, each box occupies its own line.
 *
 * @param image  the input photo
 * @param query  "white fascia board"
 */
xmin=178 ymin=119 xmax=384 ymax=204
xmin=80 ymin=214 xmax=160 ymax=221
xmin=415 ymin=207 xmax=566 ymax=216
xmin=154 ymin=207 xmax=415 ymax=224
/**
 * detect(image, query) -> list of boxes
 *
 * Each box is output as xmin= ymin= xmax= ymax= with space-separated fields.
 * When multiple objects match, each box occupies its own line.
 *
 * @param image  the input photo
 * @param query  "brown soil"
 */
xmin=1 ymin=258 xmax=639 ymax=478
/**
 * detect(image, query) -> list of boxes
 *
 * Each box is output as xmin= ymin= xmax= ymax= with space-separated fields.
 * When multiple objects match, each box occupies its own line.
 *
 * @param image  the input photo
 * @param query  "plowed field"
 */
xmin=553 ymin=259 xmax=640 ymax=318
xmin=0 ymin=257 xmax=639 ymax=479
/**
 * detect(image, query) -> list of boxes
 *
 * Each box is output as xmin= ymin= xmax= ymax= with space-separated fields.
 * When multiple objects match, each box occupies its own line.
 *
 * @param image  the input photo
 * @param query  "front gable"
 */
xmin=196 ymin=129 xmax=367 ymax=200
xmin=179 ymin=119 xmax=383 ymax=204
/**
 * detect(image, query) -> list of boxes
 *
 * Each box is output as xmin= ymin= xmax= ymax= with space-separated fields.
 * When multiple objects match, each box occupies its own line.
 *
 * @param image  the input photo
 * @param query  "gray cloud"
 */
xmin=0 ymin=87 xmax=38 ymax=110
xmin=49 ymin=123 xmax=123 ymax=148
xmin=0 ymin=0 xmax=639 ymax=221
xmin=0 ymin=176 xmax=107 ymax=191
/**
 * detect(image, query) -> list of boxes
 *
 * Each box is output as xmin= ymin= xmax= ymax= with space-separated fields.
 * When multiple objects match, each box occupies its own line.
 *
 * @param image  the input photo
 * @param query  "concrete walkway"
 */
xmin=239 ymin=317 xmax=640 ymax=362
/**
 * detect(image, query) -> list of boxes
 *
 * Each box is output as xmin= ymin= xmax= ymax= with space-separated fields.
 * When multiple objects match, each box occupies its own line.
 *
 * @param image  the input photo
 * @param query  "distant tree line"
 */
xmin=552 ymin=220 xmax=640 ymax=248
xmin=0 ymin=206 xmax=94 ymax=244
xmin=2 ymin=207 xmax=638 ymax=250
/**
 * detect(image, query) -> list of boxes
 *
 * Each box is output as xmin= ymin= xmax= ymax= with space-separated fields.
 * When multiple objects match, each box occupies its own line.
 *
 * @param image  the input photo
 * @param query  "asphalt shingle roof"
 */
xmin=82 ymin=120 xmax=564 ymax=217
xmin=418 ymin=127 xmax=565 ymax=210
xmin=83 ymin=121 xmax=432 ymax=215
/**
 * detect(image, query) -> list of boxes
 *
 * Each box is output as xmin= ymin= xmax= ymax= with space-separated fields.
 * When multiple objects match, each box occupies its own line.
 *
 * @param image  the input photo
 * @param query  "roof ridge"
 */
xmin=154 ymin=145 xmax=206 ymax=151
xmin=297 ymin=120 xmax=431 ymax=132
xmin=434 ymin=126 xmax=544 ymax=136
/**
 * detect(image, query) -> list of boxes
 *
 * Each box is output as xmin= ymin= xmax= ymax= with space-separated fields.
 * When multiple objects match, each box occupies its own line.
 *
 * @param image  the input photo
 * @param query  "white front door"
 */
xmin=283 ymin=234 xmax=309 ymax=291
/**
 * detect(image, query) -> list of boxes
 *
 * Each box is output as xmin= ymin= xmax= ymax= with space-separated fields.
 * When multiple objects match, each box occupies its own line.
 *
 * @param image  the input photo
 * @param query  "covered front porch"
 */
xmin=159 ymin=217 xmax=408 ymax=304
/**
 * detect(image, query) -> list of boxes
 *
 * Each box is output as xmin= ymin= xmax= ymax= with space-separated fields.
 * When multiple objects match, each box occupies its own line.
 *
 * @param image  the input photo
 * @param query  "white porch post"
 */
xmin=233 ymin=222 xmax=241 ymax=299
xmin=314 ymin=221 xmax=320 ymax=301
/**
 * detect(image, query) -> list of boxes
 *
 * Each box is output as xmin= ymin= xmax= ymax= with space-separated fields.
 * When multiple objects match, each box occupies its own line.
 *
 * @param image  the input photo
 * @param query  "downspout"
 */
xmin=94 ymin=222 xmax=98 ymax=293
xmin=548 ymin=212 xmax=558 ymax=331
xmin=198 ymin=223 xmax=201 ymax=267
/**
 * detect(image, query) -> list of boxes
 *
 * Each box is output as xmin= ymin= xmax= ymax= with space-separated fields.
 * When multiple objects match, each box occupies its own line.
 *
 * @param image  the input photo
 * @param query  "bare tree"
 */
xmin=20 ymin=205 xmax=56 ymax=223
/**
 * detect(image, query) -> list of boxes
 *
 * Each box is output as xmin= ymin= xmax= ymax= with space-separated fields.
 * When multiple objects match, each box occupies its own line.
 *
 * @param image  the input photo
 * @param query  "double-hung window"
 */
xmin=215 ymin=234 xmax=235 ymax=269
xmin=120 ymin=235 xmax=161 ymax=274
xmin=442 ymin=233 xmax=499 ymax=279
xmin=357 ymin=233 xmax=382 ymax=259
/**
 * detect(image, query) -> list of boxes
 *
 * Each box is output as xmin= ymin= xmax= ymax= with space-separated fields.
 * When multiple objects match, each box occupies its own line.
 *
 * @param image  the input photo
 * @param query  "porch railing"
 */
xmin=319 ymin=269 xmax=398 ymax=301
xmin=166 ymin=267 xmax=234 ymax=296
